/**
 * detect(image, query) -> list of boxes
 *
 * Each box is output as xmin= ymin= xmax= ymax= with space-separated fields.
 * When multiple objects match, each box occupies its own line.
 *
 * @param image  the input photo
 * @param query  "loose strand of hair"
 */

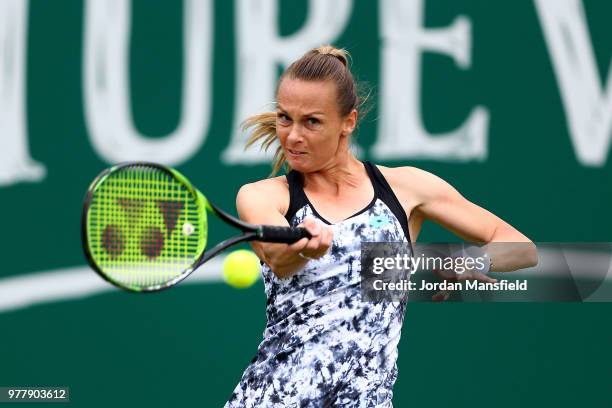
xmin=242 ymin=111 xmax=288 ymax=176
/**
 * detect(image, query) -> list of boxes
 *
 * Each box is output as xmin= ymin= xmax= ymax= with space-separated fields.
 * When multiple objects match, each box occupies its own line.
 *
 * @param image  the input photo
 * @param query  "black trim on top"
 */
xmin=285 ymin=164 xmax=378 ymax=226
xmin=284 ymin=170 xmax=308 ymax=224
xmin=363 ymin=161 xmax=412 ymax=243
xmin=284 ymin=162 xmax=411 ymax=243
xmin=304 ymin=192 xmax=377 ymax=226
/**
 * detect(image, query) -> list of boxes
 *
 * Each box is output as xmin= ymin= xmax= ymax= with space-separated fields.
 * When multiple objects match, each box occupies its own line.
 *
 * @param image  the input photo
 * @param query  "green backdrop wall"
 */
xmin=1 ymin=0 xmax=611 ymax=406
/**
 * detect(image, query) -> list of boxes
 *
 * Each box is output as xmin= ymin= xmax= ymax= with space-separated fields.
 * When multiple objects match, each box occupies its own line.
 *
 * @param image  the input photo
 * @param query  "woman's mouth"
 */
xmin=287 ymin=149 xmax=306 ymax=157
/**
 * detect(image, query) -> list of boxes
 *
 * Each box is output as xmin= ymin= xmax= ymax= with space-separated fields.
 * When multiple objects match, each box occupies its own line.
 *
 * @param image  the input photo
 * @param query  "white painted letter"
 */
xmin=222 ymin=0 xmax=353 ymax=164
xmin=0 ymin=0 xmax=46 ymax=186
xmin=535 ymin=0 xmax=612 ymax=166
xmin=373 ymin=0 xmax=489 ymax=161
xmin=83 ymin=0 xmax=212 ymax=165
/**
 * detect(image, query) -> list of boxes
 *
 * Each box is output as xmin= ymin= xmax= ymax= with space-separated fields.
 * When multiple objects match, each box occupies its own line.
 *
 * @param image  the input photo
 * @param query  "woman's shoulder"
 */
xmin=236 ymin=175 xmax=290 ymax=214
xmin=239 ymin=175 xmax=288 ymax=193
xmin=375 ymin=164 xmax=434 ymax=186
xmin=240 ymin=176 xmax=289 ymax=197
xmin=373 ymin=163 xmax=452 ymax=200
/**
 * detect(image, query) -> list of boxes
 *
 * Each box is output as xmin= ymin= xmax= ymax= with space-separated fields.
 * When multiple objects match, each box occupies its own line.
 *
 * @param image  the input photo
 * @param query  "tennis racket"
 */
xmin=81 ymin=162 xmax=310 ymax=292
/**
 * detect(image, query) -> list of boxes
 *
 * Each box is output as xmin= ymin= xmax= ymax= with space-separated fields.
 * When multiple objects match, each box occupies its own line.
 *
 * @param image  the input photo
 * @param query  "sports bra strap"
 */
xmin=284 ymin=162 xmax=411 ymax=242
xmin=285 ymin=170 xmax=307 ymax=223
xmin=363 ymin=161 xmax=411 ymax=242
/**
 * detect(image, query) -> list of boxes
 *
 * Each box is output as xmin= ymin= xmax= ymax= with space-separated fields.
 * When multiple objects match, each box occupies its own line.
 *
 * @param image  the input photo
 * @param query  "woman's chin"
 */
xmin=286 ymin=156 xmax=310 ymax=171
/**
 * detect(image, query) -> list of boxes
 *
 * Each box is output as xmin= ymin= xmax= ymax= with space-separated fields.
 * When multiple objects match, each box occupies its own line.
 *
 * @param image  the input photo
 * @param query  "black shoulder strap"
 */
xmin=284 ymin=170 xmax=308 ymax=224
xmin=363 ymin=161 xmax=411 ymax=242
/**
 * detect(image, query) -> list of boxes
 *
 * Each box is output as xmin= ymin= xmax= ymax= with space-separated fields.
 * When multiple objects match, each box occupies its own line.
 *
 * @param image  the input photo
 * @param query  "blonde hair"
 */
xmin=243 ymin=45 xmax=366 ymax=176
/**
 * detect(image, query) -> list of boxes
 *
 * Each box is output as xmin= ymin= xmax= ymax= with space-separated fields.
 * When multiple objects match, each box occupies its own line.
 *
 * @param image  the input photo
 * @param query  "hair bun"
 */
xmin=315 ymin=45 xmax=349 ymax=67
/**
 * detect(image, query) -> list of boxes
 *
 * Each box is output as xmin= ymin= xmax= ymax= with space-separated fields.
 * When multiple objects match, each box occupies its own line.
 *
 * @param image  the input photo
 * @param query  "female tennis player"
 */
xmin=224 ymin=45 xmax=537 ymax=407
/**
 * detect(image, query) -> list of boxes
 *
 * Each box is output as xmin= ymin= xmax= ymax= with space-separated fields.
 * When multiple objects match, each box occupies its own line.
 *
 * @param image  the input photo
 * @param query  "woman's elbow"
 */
xmin=496 ymin=226 xmax=538 ymax=269
xmin=523 ymin=241 xmax=538 ymax=268
xmin=262 ymin=250 xmax=292 ymax=279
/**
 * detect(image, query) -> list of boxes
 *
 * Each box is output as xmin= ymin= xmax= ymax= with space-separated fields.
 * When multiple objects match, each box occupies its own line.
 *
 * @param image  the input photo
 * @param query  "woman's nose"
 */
xmin=287 ymin=125 xmax=304 ymax=143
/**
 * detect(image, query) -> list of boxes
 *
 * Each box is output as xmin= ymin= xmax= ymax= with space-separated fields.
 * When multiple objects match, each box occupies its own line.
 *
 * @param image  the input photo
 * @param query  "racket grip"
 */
xmin=258 ymin=226 xmax=312 ymax=243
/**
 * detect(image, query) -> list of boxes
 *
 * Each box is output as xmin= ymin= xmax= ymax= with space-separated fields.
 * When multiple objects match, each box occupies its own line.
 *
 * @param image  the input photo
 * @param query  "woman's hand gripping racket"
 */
xmin=81 ymin=162 xmax=310 ymax=292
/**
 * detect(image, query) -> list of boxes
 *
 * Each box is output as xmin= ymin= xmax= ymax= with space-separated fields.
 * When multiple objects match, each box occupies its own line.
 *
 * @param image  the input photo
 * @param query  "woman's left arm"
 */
xmin=396 ymin=166 xmax=538 ymax=272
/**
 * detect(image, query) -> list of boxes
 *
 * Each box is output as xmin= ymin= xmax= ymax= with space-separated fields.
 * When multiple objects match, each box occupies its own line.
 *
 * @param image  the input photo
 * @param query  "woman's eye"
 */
xmin=277 ymin=114 xmax=291 ymax=124
xmin=307 ymin=118 xmax=320 ymax=126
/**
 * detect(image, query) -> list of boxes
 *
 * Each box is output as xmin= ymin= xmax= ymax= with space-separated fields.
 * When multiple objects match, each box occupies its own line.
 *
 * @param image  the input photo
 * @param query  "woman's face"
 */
xmin=276 ymin=78 xmax=356 ymax=172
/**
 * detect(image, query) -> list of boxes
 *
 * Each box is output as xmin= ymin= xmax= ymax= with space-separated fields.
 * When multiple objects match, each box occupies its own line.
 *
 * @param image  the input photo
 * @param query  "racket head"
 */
xmin=81 ymin=162 xmax=208 ymax=292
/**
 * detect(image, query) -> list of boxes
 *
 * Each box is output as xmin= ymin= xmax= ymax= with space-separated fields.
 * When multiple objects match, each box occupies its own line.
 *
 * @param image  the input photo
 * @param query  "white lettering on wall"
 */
xmin=83 ymin=0 xmax=212 ymax=165
xmin=0 ymin=0 xmax=46 ymax=186
xmin=535 ymin=0 xmax=612 ymax=166
xmin=373 ymin=0 xmax=489 ymax=161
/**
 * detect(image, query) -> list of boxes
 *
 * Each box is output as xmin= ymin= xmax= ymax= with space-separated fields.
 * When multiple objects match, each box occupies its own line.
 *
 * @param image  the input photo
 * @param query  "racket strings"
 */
xmin=86 ymin=165 xmax=205 ymax=290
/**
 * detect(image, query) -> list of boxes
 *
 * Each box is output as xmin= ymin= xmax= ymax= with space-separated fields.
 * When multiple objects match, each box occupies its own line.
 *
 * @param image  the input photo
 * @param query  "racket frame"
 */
xmin=82 ymin=162 xmax=309 ymax=293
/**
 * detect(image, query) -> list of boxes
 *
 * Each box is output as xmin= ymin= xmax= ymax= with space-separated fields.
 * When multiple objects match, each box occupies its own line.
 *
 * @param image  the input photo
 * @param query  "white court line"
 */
xmin=1 ymin=247 xmax=611 ymax=314
xmin=0 ymin=258 xmax=227 ymax=314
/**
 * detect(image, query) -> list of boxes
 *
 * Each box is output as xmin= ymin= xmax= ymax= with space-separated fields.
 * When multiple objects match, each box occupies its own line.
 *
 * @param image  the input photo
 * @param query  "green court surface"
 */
xmin=1 ymin=281 xmax=611 ymax=407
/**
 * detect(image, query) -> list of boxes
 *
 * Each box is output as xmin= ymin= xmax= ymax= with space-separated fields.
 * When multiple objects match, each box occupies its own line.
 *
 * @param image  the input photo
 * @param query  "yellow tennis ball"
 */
xmin=223 ymin=249 xmax=261 ymax=289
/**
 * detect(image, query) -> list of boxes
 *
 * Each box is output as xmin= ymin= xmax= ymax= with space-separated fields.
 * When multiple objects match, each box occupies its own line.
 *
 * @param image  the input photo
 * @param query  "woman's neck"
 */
xmin=302 ymin=152 xmax=367 ymax=196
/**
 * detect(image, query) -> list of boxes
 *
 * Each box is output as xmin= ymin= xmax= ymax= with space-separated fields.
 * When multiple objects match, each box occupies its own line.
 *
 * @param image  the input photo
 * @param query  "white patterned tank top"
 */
xmin=225 ymin=161 xmax=412 ymax=408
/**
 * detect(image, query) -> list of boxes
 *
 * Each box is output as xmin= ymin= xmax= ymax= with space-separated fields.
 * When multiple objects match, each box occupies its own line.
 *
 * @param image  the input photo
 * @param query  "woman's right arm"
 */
xmin=236 ymin=181 xmax=332 ymax=279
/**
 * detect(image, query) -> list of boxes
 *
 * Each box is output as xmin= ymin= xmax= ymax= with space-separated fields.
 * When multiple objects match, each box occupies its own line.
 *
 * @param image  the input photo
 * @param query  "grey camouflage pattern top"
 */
xmin=225 ymin=162 xmax=411 ymax=407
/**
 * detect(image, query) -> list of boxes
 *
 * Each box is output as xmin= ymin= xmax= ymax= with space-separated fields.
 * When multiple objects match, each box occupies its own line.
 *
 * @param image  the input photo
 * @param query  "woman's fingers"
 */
xmin=432 ymin=290 xmax=450 ymax=302
xmin=313 ymin=224 xmax=333 ymax=257
xmin=455 ymin=270 xmax=497 ymax=283
xmin=474 ymin=272 xmax=497 ymax=283
xmin=305 ymin=232 xmax=322 ymax=252
xmin=293 ymin=218 xmax=333 ymax=259
xmin=287 ymin=237 xmax=309 ymax=253
xmin=321 ymin=227 xmax=333 ymax=250
xmin=301 ymin=218 xmax=321 ymax=237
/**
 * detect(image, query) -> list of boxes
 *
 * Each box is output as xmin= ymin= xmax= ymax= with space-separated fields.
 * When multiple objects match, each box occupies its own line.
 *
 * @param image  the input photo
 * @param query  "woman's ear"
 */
xmin=342 ymin=109 xmax=358 ymax=136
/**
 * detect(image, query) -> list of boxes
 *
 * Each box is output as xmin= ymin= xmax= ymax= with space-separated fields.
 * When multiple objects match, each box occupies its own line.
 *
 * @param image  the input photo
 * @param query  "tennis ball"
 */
xmin=223 ymin=249 xmax=260 ymax=289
